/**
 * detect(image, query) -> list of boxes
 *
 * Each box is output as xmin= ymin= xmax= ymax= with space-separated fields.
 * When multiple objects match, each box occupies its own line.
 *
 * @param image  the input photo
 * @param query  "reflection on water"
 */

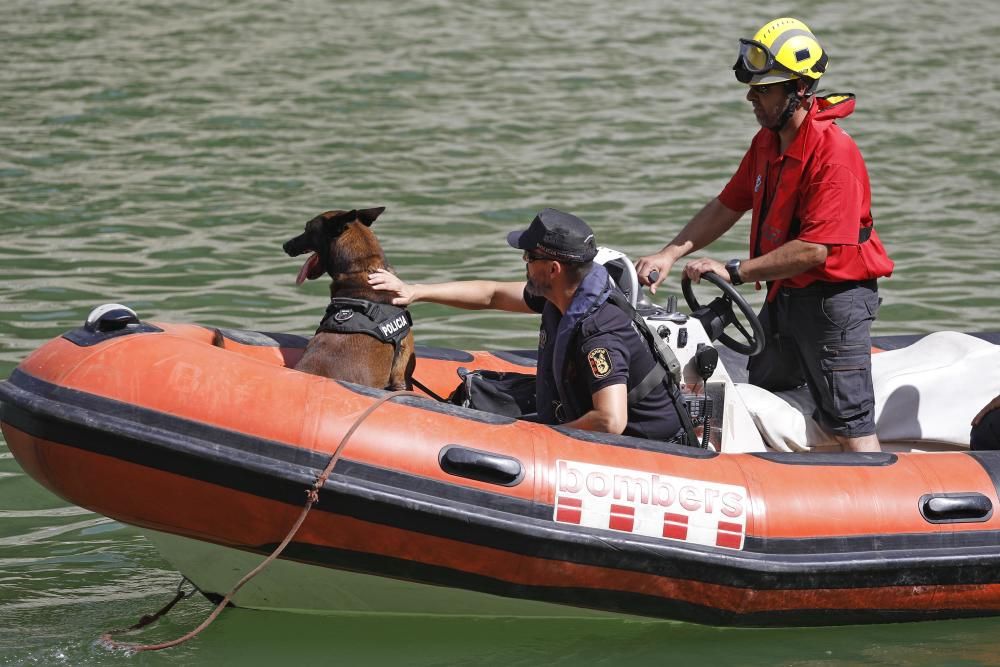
xmin=1 ymin=0 xmax=999 ymax=663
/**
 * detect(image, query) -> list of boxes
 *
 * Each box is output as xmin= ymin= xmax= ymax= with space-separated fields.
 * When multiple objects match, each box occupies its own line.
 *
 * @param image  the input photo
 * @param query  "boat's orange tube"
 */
xmin=4 ymin=320 xmax=1000 ymax=626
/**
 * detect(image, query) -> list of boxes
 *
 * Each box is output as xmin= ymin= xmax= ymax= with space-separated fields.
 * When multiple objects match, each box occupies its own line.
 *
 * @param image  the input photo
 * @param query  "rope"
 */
xmin=410 ymin=376 xmax=447 ymax=402
xmin=100 ymin=389 xmax=422 ymax=653
xmin=101 ymin=576 xmax=197 ymax=640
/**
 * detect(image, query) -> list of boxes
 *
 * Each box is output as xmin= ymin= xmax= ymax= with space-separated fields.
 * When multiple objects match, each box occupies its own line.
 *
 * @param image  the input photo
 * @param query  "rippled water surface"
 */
xmin=2 ymin=0 xmax=999 ymax=664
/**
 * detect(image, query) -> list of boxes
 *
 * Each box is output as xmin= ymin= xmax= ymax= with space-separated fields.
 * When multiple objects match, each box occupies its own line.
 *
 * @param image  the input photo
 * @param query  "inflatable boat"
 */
xmin=3 ymin=253 xmax=1000 ymax=627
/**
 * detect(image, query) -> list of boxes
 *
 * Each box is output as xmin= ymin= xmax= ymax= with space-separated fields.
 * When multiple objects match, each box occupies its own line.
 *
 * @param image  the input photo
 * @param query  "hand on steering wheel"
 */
xmin=681 ymin=271 xmax=765 ymax=356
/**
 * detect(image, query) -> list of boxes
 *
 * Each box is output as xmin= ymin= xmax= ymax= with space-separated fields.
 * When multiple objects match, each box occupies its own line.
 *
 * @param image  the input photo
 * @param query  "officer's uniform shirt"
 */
xmin=526 ymin=292 xmax=681 ymax=441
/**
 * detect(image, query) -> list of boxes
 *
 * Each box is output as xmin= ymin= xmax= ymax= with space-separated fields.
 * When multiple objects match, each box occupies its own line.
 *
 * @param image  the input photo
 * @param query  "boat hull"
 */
xmin=4 ymin=320 xmax=1000 ymax=626
xmin=140 ymin=528 xmax=628 ymax=619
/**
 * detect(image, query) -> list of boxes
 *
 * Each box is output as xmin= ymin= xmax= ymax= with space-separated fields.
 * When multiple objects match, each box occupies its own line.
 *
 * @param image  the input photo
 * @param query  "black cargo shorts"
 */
xmin=748 ymin=280 xmax=880 ymax=438
xmin=971 ymin=408 xmax=1000 ymax=450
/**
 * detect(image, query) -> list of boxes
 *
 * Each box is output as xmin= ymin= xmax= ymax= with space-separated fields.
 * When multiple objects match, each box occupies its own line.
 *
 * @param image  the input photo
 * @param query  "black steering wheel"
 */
xmin=681 ymin=271 xmax=765 ymax=357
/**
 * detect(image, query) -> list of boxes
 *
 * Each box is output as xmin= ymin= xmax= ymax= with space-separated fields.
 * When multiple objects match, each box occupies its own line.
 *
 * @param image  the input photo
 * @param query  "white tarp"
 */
xmin=736 ymin=332 xmax=1000 ymax=451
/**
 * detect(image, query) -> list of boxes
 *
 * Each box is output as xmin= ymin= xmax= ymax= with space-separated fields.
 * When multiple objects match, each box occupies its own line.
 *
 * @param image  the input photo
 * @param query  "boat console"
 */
xmin=596 ymin=248 xmax=767 ymax=453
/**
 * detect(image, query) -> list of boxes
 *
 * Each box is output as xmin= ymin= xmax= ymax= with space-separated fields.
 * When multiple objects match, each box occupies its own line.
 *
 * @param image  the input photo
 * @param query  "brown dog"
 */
xmin=283 ymin=207 xmax=415 ymax=390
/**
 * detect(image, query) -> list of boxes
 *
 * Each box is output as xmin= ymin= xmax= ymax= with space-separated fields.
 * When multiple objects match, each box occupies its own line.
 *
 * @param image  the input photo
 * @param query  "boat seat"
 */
xmin=595 ymin=247 xmax=639 ymax=308
xmin=736 ymin=331 xmax=1000 ymax=451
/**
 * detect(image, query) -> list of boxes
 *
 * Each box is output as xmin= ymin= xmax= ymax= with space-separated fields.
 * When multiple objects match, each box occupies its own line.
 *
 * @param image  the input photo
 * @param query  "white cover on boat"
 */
xmin=736 ymin=332 xmax=1000 ymax=451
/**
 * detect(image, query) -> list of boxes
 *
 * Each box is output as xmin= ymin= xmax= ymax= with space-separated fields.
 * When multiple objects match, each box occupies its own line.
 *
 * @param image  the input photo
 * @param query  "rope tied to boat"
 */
xmin=100 ymin=389 xmax=423 ymax=653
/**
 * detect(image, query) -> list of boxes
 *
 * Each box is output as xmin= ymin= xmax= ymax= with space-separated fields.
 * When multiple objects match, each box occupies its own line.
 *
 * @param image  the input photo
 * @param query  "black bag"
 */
xmin=448 ymin=368 xmax=537 ymax=418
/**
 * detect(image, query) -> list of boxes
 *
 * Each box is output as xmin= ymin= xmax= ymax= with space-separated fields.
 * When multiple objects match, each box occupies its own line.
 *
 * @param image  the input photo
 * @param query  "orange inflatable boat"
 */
xmin=3 ymin=300 xmax=1000 ymax=627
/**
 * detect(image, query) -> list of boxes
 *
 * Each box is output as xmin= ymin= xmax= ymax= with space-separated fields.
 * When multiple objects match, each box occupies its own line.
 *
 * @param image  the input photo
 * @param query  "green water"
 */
xmin=2 ymin=0 xmax=1000 ymax=663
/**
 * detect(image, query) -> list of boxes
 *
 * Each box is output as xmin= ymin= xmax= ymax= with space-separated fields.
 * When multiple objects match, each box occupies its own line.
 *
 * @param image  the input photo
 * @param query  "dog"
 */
xmin=283 ymin=207 xmax=415 ymax=391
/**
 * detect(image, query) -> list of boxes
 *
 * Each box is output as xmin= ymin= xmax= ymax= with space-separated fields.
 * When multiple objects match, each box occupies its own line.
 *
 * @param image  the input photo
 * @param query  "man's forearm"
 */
xmin=740 ymin=239 xmax=828 ymax=283
xmin=662 ymin=198 xmax=744 ymax=259
xmin=411 ymin=280 xmax=533 ymax=313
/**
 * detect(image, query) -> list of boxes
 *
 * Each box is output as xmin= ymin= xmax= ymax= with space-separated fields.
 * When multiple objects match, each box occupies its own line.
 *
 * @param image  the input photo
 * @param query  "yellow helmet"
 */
xmin=733 ymin=17 xmax=828 ymax=87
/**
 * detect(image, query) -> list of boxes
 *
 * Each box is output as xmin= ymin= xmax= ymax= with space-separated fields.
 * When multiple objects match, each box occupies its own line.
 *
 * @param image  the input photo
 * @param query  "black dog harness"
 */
xmin=317 ymin=297 xmax=413 ymax=370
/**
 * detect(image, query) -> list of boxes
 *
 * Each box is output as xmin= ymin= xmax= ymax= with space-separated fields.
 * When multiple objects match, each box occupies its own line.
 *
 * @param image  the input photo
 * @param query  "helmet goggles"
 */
xmin=733 ymin=38 xmax=801 ymax=84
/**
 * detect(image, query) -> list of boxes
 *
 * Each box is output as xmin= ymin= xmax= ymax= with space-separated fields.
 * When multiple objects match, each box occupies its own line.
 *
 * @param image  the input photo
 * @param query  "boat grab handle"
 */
xmin=439 ymin=445 xmax=524 ymax=486
xmin=920 ymin=493 xmax=993 ymax=523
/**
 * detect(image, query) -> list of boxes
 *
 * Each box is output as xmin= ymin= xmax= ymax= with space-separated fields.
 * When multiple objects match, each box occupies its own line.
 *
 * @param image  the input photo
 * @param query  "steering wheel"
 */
xmin=681 ymin=272 xmax=765 ymax=357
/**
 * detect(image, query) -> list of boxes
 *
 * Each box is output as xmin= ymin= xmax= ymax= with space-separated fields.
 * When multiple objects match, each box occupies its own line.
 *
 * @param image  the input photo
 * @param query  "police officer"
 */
xmin=369 ymin=208 xmax=683 ymax=441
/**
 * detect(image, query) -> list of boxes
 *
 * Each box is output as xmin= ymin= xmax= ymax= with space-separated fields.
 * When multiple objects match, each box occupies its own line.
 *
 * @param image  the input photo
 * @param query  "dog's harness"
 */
xmin=317 ymin=297 xmax=413 ymax=372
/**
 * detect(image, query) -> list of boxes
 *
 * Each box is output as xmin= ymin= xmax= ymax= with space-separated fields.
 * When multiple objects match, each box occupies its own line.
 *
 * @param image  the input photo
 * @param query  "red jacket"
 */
xmin=718 ymin=94 xmax=894 ymax=298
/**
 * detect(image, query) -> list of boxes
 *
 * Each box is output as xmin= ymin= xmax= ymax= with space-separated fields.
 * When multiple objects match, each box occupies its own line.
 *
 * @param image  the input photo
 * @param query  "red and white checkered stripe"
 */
xmin=554 ymin=460 xmax=748 ymax=550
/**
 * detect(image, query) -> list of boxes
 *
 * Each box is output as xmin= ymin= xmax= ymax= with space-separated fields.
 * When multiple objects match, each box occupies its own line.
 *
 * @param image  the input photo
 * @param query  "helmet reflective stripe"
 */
xmin=765 ymin=29 xmax=824 ymax=78
xmin=768 ymin=29 xmax=817 ymax=65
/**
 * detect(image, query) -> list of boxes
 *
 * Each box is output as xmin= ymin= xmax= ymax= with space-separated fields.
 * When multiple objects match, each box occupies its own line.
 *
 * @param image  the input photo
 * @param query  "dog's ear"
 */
xmin=322 ymin=210 xmax=357 ymax=235
xmin=357 ymin=207 xmax=386 ymax=227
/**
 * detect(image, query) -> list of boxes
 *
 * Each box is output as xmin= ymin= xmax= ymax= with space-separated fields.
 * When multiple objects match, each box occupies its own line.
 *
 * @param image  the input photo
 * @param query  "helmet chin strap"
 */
xmin=768 ymin=80 xmax=811 ymax=132
xmin=768 ymin=93 xmax=800 ymax=131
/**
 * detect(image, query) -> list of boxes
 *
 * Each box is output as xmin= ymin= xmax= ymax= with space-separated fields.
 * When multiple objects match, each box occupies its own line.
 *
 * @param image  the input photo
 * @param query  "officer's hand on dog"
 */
xmin=368 ymin=269 xmax=415 ymax=306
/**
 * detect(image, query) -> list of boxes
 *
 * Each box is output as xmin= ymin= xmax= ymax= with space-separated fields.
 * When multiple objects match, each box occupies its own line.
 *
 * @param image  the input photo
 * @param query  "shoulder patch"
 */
xmin=587 ymin=347 xmax=613 ymax=379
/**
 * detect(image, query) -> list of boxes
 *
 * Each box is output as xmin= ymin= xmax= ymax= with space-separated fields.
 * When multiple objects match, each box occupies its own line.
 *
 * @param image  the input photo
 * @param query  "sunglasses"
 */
xmin=523 ymin=251 xmax=554 ymax=263
xmin=748 ymin=82 xmax=779 ymax=95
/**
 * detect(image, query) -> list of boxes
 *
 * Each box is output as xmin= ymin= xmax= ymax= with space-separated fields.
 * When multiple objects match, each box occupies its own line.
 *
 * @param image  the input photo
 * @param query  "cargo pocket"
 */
xmin=819 ymin=343 xmax=873 ymax=421
xmin=820 ymin=291 xmax=855 ymax=333
xmin=865 ymin=291 xmax=880 ymax=321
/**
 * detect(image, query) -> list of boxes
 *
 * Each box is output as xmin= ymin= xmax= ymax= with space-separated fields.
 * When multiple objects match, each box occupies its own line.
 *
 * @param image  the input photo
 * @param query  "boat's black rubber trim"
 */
xmin=750 ymin=451 xmax=897 ymax=466
xmin=550 ymin=424 xmax=715 ymax=458
xmin=62 ymin=323 xmax=163 ymax=347
xmin=5 ymin=370 xmax=1000 ymax=593
xmin=490 ymin=350 xmax=538 ymax=367
xmin=742 ymin=529 xmax=1000 ymax=556
xmin=215 ymin=328 xmax=309 ymax=348
xmin=229 ymin=540 xmax=1000 ymax=627
xmin=414 ymin=345 xmax=475 ymax=362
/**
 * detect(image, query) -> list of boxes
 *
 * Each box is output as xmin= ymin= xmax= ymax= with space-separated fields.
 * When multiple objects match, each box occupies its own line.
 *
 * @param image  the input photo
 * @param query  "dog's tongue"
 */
xmin=295 ymin=253 xmax=322 ymax=286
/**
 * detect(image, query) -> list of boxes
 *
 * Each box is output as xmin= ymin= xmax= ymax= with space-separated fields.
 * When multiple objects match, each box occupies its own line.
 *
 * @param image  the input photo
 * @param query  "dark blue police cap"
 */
xmin=506 ymin=208 xmax=598 ymax=263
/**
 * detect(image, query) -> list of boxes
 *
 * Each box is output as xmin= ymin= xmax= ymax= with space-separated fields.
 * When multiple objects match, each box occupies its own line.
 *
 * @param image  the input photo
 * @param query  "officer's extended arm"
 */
xmin=369 ymin=269 xmax=534 ymax=313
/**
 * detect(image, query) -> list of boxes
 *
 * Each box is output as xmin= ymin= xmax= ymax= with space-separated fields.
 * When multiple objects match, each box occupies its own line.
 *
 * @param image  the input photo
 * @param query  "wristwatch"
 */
xmin=725 ymin=258 xmax=744 ymax=285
